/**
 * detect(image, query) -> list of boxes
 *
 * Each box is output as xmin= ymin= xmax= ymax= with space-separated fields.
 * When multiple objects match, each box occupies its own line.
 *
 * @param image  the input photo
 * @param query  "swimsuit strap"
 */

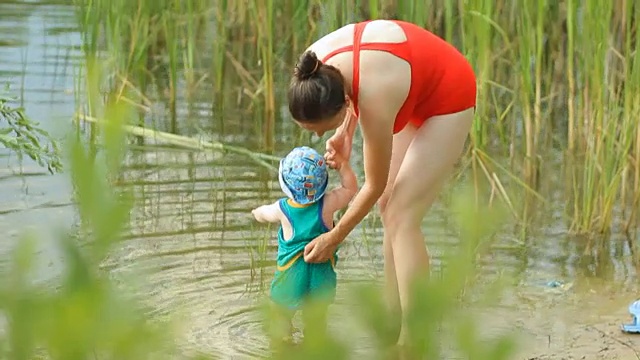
xmin=350 ymin=22 xmax=368 ymax=117
xmin=321 ymin=46 xmax=351 ymax=63
xmin=319 ymin=21 xmax=373 ymax=117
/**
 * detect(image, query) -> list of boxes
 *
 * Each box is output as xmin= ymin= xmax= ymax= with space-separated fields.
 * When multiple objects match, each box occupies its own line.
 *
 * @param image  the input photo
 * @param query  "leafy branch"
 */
xmin=0 ymin=89 xmax=63 ymax=174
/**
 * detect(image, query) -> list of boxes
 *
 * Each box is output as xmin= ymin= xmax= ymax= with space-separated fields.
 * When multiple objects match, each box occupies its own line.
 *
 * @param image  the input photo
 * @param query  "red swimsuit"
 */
xmin=321 ymin=20 xmax=477 ymax=134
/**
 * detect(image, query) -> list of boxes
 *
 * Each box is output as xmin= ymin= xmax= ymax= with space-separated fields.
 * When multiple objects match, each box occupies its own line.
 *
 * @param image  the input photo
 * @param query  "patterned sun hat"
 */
xmin=278 ymin=146 xmax=328 ymax=205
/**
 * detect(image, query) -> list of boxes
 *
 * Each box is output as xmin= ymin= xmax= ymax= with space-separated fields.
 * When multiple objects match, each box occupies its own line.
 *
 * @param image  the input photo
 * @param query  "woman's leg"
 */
xmin=381 ymin=107 xmax=474 ymax=344
xmin=377 ymin=123 xmax=417 ymax=341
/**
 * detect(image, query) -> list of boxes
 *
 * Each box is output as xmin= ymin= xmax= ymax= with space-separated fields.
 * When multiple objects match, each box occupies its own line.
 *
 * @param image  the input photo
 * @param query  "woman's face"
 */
xmin=295 ymin=98 xmax=351 ymax=137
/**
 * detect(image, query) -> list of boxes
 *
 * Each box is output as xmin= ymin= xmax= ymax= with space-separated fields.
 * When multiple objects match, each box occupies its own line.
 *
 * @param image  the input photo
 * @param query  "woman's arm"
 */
xmin=343 ymin=108 xmax=359 ymax=139
xmin=325 ymin=109 xmax=359 ymax=169
xmin=330 ymin=109 xmax=394 ymax=241
xmin=303 ymin=55 xmax=411 ymax=263
xmin=303 ymin=109 xmax=394 ymax=263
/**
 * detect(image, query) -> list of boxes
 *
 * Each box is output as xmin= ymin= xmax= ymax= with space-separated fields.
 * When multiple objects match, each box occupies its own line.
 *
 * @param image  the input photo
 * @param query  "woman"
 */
xmin=286 ymin=19 xmax=476 ymax=345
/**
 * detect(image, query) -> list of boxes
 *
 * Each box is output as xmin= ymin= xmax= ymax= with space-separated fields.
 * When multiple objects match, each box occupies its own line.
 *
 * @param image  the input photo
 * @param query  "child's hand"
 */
xmin=326 ymin=149 xmax=347 ymax=171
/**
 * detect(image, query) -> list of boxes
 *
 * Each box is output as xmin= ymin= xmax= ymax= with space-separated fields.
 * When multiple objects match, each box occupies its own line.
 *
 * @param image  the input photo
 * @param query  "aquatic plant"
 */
xmin=0 ymin=86 xmax=62 ymax=174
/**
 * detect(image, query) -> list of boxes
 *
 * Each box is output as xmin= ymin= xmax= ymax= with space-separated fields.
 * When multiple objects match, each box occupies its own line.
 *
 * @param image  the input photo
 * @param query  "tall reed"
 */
xmin=249 ymin=0 xmax=276 ymax=152
xmin=70 ymin=0 xmax=640 ymax=236
xmin=211 ymin=0 xmax=228 ymax=121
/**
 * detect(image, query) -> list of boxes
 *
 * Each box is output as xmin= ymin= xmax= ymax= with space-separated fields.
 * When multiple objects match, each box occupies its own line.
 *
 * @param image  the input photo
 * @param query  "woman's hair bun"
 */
xmin=294 ymin=51 xmax=322 ymax=80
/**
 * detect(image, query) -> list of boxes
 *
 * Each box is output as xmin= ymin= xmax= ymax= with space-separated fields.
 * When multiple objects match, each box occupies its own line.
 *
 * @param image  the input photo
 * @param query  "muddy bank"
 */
xmin=507 ymin=280 xmax=640 ymax=360
xmin=520 ymin=321 xmax=640 ymax=360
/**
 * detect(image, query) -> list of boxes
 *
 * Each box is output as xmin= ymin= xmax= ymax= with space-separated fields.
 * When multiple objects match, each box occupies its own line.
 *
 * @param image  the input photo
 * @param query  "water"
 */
xmin=2 ymin=1 xmax=640 ymax=358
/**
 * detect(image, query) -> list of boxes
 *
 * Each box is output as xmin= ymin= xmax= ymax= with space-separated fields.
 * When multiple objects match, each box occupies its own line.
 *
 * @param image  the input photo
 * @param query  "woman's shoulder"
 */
xmin=361 ymin=20 xmax=407 ymax=43
xmin=306 ymin=23 xmax=356 ymax=58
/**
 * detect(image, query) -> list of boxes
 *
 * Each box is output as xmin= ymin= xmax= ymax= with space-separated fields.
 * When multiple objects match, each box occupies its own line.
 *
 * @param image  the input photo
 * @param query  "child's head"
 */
xmin=278 ymin=146 xmax=328 ymax=205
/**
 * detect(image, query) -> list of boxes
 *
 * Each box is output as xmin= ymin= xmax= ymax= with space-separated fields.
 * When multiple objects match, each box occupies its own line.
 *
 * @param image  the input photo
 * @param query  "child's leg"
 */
xmin=301 ymin=300 xmax=330 ymax=340
xmin=304 ymin=258 xmax=338 ymax=339
xmin=269 ymin=255 xmax=308 ymax=343
xmin=269 ymin=302 xmax=296 ymax=344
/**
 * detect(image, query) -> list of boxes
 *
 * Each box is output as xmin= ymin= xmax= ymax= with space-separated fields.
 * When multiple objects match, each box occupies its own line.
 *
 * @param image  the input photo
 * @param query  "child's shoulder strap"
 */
xmin=277 ymin=197 xmax=289 ymax=211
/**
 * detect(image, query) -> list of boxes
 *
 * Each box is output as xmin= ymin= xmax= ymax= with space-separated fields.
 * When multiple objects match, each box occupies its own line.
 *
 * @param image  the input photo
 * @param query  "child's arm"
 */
xmin=322 ymin=160 xmax=358 ymax=216
xmin=252 ymin=201 xmax=283 ymax=223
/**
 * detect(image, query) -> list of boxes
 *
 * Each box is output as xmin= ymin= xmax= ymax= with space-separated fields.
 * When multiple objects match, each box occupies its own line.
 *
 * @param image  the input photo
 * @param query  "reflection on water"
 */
xmin=1 ymin=1 xmax=640 ymax=358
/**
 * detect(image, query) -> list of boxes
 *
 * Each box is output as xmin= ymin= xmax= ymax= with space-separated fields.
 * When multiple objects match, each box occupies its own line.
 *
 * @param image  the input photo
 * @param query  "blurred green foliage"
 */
xmin=0 ymin=63 xmax=179 ymax=360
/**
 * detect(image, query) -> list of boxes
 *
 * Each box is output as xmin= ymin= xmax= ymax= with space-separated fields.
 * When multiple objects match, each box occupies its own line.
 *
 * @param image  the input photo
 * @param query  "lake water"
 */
xmin=2 ymin=1 xmax=640 ymax=359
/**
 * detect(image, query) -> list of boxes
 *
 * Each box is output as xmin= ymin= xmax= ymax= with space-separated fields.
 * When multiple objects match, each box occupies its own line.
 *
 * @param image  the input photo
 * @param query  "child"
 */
xmin=251 ymin=146 xmax=357 ymax=343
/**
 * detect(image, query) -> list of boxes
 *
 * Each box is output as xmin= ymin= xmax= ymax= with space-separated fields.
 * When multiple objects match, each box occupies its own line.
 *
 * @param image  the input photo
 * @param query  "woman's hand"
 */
xmin=325 ymin=110 xmax=357 ymax=169
xmin=325 ymin=129 xmax=353 ymax=169
xmin=303 ymin=230 xmax=343 ymax=263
